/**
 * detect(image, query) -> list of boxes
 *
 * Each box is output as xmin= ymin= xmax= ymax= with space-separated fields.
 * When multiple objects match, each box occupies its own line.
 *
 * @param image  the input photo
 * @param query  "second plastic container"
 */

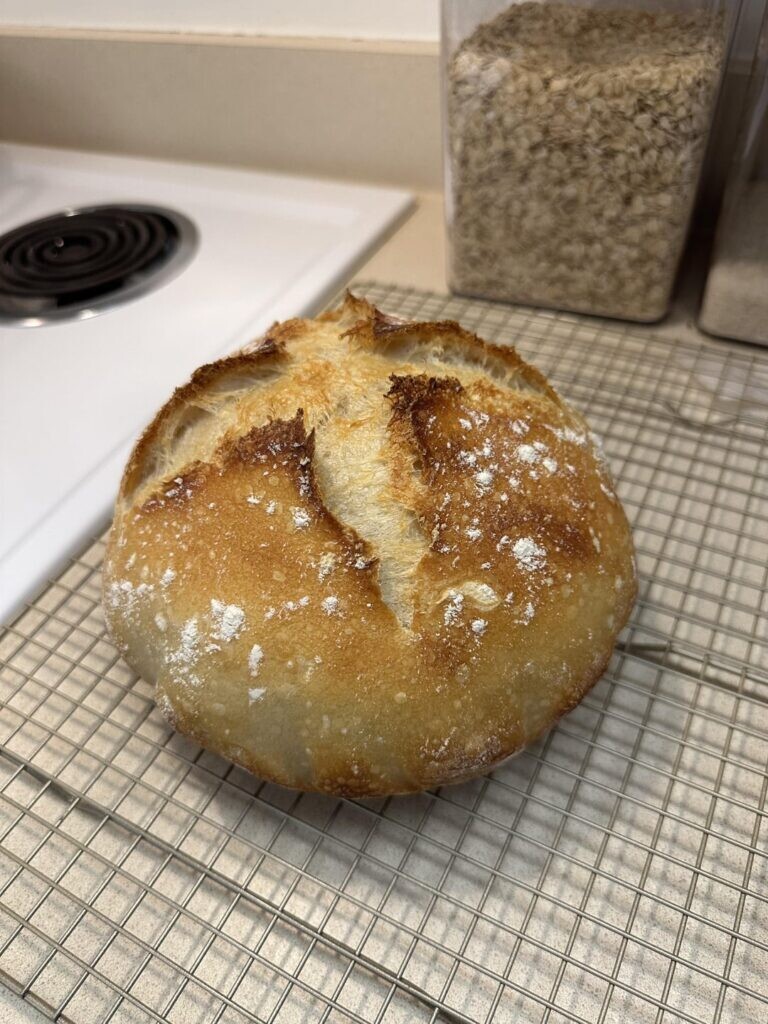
xmin=700 ymin=0 xmax=768 ymax=345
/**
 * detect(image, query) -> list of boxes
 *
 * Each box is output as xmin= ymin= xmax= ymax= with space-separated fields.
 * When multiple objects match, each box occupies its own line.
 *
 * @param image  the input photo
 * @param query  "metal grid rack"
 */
xmin=1 ymin=281 xmax=766 ymax=1024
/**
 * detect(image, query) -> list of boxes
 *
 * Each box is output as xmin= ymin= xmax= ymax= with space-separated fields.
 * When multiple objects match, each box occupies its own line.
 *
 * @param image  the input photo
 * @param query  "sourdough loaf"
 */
xmin=103 ymin=293 xmax=636 ymax=795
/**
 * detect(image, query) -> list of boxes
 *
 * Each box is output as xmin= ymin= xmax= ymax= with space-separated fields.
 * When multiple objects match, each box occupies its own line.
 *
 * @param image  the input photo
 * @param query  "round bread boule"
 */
xmin=103 ymin=292 xmax=636 ymax=796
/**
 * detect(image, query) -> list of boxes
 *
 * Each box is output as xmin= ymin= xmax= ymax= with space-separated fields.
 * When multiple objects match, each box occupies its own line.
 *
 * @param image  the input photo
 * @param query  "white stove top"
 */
xmin=0 ymin=144 xmax=411 ymax=624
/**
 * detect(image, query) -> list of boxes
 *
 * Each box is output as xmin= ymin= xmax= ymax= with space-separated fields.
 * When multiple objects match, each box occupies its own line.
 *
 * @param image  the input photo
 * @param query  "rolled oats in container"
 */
xmin=443 ymin=1 xmax=727 ymax=321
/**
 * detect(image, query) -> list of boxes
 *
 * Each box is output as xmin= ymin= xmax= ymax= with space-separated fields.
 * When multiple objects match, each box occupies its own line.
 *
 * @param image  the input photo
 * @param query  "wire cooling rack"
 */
xmin=1 ymin=282 xmax=767 ymax=1024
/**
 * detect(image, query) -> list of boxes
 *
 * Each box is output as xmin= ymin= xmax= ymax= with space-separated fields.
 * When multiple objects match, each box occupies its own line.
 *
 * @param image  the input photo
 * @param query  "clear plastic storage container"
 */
xmin=443 ymin=0 xmax=729 ymax=321
xmin=699 ymin=4 xmax=768 ymax=345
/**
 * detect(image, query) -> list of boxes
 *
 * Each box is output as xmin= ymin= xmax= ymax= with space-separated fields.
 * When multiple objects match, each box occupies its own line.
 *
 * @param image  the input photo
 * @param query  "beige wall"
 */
xmin=0 ymin=2 xmax=439 ymax=39
xmin=0 ymin=22 xmax=754 ymax=209
xmin=0 ymin=30 xmax=443 ymax=190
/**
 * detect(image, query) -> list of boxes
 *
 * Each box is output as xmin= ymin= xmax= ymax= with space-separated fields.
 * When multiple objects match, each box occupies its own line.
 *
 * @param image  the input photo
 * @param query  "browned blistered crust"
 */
xmin=121 ymin=338 xmax=287 ymax=500
xmin=103 ymin=293 xmax=637 ymax=796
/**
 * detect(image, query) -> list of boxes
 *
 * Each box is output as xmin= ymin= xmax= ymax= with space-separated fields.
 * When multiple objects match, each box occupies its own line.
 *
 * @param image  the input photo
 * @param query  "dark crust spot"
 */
xmin=220 ymin=408 xmax=310 ymax=467
xmin=386 ymin=375 xmax=465 ymax=492
xmin=386 ymin=373 xmax=464 ymax=416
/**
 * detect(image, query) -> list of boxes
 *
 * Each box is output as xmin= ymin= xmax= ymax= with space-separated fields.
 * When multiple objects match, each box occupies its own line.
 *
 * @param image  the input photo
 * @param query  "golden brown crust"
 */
xmin=349 ymin=311 xmax=560 ymax=403
xmin=121 ymin=342 xmax=287 ymax=502
xmin=103 ymin=292 xmax=636 ymax=796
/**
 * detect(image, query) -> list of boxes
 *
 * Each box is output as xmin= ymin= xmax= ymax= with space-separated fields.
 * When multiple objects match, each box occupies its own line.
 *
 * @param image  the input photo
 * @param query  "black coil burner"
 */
xmin=0 ymin=204 xmax=197 ymax=324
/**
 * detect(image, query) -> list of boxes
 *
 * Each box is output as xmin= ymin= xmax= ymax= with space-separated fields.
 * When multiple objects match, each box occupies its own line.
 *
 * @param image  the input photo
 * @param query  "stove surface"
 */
xmin=0 ymin=202 xmax=197 ymax=323
xmin=0 ymin=144 xmax=411 ymax=623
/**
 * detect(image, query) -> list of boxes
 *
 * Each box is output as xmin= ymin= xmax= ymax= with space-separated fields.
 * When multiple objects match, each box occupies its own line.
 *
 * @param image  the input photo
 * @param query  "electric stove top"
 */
xmin=0 ymin=144 xmax=411 ymax=623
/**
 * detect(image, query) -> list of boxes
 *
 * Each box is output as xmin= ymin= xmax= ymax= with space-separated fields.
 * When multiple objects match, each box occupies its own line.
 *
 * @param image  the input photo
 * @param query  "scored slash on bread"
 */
xmin=103 ymin=292 xmax=636 ymax=796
